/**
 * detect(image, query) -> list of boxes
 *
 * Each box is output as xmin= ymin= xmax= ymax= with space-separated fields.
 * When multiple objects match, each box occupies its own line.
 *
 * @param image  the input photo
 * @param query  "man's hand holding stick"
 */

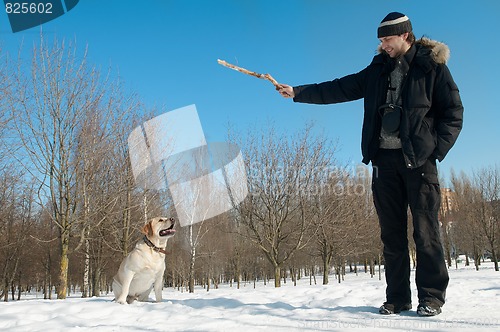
xmin=217 ymin=59 xmax=294 ymax=98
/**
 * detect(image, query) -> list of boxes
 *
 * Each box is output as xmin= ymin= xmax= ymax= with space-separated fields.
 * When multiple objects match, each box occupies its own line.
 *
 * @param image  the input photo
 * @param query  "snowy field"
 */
xmin=1 ymin=262 xmax=499 ymax=332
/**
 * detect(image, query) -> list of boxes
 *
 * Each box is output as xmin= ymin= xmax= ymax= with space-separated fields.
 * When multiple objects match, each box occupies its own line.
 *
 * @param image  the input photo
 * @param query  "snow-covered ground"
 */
xmin=1 ymin=262 xmax=499 ymax=332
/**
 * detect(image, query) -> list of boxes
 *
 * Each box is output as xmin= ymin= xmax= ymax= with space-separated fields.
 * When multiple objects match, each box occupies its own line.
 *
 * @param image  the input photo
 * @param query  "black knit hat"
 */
xmin=377 ymin=12 xmax=412 ymax=38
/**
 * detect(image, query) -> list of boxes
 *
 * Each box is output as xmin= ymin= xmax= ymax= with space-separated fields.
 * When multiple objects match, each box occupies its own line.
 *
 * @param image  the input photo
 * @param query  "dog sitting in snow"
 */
xmin=113 ymin=217 xmax=176 ymax=304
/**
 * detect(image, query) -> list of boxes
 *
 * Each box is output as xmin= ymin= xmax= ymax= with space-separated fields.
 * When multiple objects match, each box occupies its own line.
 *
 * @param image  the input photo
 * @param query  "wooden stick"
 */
xmin=217 ymin=59 xmax=280 ymax=88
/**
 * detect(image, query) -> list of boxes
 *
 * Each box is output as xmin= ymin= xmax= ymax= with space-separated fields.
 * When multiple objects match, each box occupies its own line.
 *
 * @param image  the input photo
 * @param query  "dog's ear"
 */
xmin=141 ymin=221 xmax=153 ymax=237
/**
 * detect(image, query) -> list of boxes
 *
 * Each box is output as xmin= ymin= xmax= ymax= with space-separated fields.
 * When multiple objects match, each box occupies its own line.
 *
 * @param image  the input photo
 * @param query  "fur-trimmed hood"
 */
xmin=415 ymin=37 xmax=450 ymax=64
xmin=377 ymin=37 xmax=450 ymax=64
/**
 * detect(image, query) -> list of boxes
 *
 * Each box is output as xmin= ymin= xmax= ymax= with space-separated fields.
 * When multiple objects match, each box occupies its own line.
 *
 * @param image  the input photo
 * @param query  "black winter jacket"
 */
xmin=293 ymin=38 xmax=463 ymax=169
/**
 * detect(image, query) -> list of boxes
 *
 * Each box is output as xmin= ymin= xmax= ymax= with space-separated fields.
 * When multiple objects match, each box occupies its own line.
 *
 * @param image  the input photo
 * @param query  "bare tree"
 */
xmin=235 ymin=125 xmax=334 ymax=287
xmin=450 ymin=170 xmax=487 ymax=270
xmin=312 ymin=165 xmax=379 ymax=284
xmin=0 ymin=171 xmax=21 ymax=301
xmin=179 ymin=180 xmax=219 ymax=293
xmin=473 ymin=166 xmax=499 ymax=271
xmin=9 ymin=36 xmax=119 ymax=299
xmin=75 ymin=82 xmax=144 ymax=297
xmin=439 ymin=188 xmax=454 ymax=268
xmin=308 ymin=166 xmax=348 ymax=284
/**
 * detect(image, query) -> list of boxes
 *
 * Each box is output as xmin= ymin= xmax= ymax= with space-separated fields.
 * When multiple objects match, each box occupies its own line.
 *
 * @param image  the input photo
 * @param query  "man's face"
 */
xmin=379 ymin=33 xmax=409 ymax=58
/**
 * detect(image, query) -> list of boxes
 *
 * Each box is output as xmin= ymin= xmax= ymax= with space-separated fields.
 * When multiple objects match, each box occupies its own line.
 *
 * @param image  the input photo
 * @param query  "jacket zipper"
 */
xmin=399 ymin=71 xmax=416 ymax=169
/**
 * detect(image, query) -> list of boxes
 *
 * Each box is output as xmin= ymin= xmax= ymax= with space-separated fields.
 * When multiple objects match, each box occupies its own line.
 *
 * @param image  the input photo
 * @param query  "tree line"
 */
xmin=0 ymin=38 xmax=498 ymax=302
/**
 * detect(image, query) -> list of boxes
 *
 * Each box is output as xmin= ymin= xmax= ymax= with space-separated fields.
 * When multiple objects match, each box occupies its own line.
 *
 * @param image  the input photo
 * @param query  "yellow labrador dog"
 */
xmin=113 ymin=217 xmax=176 ymax=304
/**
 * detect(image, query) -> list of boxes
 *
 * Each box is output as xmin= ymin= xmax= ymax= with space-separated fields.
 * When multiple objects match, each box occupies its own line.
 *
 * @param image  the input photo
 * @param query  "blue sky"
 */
xmin=1 ymin=0 xmax=499 ymax=185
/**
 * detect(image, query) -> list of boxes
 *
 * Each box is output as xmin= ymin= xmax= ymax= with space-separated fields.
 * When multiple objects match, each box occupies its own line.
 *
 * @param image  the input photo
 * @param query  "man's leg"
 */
xmin=372 ymin=149 xmax=411 ymax=307
xmin=406 ymin=159 xmax=449 ymax=311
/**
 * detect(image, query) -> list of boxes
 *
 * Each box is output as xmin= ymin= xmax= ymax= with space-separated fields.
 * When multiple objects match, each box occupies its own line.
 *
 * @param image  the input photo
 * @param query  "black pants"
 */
xmin=372 ymin=149 xmax=449 ymax=307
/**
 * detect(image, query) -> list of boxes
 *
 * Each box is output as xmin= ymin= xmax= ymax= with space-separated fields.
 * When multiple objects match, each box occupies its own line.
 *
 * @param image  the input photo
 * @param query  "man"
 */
xmin=277 ymin=12 xmax=463 ymax=316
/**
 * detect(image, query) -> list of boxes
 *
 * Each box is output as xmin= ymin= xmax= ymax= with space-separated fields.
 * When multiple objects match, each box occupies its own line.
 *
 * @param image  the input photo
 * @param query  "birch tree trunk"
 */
xmin=189 ymin=223 xmax=196 ymax=293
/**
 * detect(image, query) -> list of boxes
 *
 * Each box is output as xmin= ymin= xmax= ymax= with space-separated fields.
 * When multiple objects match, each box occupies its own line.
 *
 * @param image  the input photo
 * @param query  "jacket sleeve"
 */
xmin=431 ymin=64 xmax=464 ymax=161
xmin=292 ymin=69 xmax=366 ymax=105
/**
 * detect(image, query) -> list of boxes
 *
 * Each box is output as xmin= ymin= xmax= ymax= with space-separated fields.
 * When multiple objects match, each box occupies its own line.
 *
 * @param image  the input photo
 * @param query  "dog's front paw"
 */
xmin=115 ymin=297 xmax=127 ymax=305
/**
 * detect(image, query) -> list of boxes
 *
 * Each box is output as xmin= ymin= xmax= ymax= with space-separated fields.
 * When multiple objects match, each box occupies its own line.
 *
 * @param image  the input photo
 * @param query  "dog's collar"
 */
xmin=143 ymin=235 xmax=169 ymax=255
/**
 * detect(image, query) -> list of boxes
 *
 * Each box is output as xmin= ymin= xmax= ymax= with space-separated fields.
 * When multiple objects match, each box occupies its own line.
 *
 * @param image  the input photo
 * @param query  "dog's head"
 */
xmin=141 ymin=217 xmax=176 ymax=240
